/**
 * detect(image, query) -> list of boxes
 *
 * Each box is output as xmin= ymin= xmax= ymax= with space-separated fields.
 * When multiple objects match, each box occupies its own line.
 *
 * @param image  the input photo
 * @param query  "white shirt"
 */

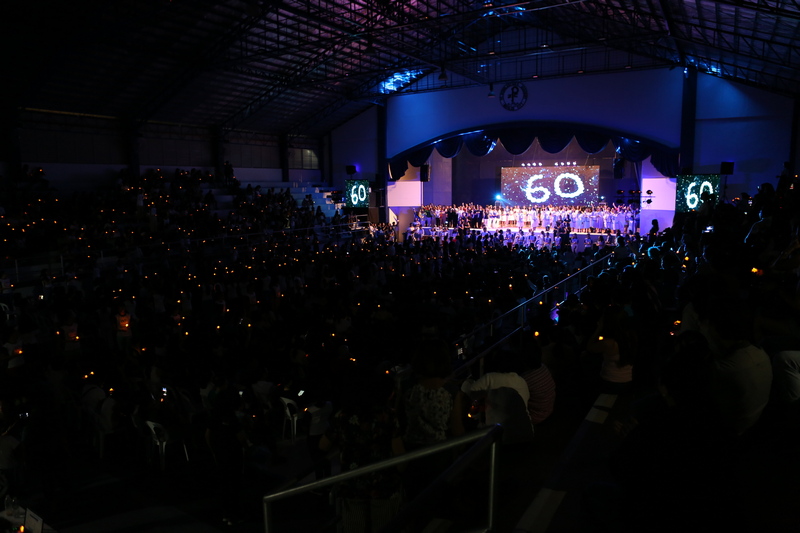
xmin=462 ymin=372 xmax=530 ymax=419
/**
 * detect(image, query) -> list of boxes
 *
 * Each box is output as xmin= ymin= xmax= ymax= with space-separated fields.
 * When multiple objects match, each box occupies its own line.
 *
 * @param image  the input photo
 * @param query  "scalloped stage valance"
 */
xmin=388 ymin=124 xmax=681 ymax=180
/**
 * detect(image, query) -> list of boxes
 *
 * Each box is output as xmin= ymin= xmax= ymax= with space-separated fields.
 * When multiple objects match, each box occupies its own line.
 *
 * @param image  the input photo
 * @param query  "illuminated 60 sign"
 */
xmin=345 ymin=179 xmax=370 ymax=208
xmin=685 ymin=180 xmax=714 ymax=209
xmin=522 ymin=173 xmax=585 ymax=203
xmin=350 ymin=183 xmax=368 ymax=204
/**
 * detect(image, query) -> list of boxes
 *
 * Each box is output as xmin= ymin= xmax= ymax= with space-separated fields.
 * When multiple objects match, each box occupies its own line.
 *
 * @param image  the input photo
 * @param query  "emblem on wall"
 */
xmin=499 ymin=82 xmax=528 ymax=111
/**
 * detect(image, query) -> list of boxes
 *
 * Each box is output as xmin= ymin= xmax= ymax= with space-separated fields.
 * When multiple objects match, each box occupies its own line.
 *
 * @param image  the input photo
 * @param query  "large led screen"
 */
xmin=345 ymin=179 xmax=370 ymax=208
xmin=674 ymin=174 xmax=721 ymax=213
xmin=500 ymin=165 xmax=600 ymax=206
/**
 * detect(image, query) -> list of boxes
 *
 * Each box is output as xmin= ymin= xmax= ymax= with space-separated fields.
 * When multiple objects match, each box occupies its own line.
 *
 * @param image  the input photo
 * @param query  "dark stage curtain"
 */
xmin=614 ymin=137 xmax=649 ymax=162
xmin=407 ymin=145 xmax=434 ymax=167
xmin=434 ymin=137 xmax=463 ymax=158
xmin=464 ymin=133 xmax=497 ymax=156
xmin=389 ymin=159 xmax=408 ymax=181
xmin=536 ymin=129 xmax=574 ymax=154
xmin=388 ymin=125 xmax=680 ymax=178
xmin=650 ymin=148 xmax=681 ymax=178
xmin=497 ymin=128 xmax=536 ymax=155
xmin=575 ymin=131 xmax=611 ymax=154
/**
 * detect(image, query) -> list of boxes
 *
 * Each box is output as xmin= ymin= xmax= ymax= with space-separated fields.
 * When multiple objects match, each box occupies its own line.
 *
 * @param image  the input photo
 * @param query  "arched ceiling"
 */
xmin=8 ymin=0 xmax=800 ymax=140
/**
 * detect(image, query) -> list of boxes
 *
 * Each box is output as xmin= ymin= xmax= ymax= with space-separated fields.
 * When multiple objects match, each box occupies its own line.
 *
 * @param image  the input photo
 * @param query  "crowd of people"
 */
xmin=415 ymin=203 xmax=641 ymax=234
xmin=0 ymin=165 xmax=798 ymax=530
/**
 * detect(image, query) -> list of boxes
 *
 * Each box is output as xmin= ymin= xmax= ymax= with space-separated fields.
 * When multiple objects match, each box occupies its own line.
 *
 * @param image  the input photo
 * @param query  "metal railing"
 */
xmin=262 ymin=424 xmax=504 ymax=533
xmin=452 ymin=254 xmax=610 ymax=378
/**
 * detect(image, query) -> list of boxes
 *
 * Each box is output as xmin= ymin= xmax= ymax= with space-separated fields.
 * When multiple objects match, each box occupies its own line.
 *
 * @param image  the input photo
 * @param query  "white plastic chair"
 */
xmin=145 ymin=420 xmax=189 ymax=471
xmin=279 ymin=397 xmax=303 ymax=443
xmin=0 ymin=303 xmax=13 ymax=326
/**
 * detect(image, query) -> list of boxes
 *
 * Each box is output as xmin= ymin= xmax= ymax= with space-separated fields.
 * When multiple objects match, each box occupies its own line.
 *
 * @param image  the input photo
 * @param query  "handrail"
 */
xmin=381 ymin=424 xmax=504 ymax=533
xmin=262 ymin=425 xmax=503 ymax=533
xmin=451 ymin=253 xmax=609 ymax=378
xmin=453 ymin=253 xmax=607 ymax=348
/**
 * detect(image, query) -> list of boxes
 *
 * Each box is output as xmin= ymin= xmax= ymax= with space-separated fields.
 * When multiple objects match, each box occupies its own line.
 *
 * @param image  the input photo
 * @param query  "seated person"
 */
xmin=461 ymin=353 xmax=533 ymax=444
xmin=519 ymin=338 xmax=556 ymax=425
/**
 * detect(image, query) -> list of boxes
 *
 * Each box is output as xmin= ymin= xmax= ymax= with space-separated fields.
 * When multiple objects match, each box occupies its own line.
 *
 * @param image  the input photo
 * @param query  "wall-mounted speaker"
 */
xmin=420 ymin=164 xmax=430 ymax=182
xmin=345 ymin=165 xmax=356 ymax=175
xmin=720 ymin=162 xmax=734 ymax=175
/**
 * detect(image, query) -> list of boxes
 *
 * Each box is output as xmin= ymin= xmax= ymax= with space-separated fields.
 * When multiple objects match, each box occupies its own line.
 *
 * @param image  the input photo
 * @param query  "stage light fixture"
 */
xmin=438 ymin=67 xmax=448 ymax=81
xmin=617 ymin=189 xmax=625 ymax=195
xmin=488 ymin=83 xmax=495 ymax=98
xmin=646 ymin=190 xmax=653 ymax=195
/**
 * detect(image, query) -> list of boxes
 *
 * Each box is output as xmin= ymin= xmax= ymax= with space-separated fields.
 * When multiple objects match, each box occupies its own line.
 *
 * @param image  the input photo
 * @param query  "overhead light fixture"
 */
xmin=488 ymin=83 xmax=495 ymax=98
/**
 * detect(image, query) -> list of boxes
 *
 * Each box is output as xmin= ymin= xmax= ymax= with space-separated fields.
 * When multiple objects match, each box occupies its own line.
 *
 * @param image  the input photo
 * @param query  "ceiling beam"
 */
xmin=132 ymin=4 xmax=275 ymax=124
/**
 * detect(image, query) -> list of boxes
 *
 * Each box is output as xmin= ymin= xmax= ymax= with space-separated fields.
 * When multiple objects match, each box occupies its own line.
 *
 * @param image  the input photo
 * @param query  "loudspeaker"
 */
xmin=345 ymin=165 xmax=356 ymax=175
xmin=420 ymin=164 xmax=430 ymax=182
xmin=720 ymin=162 xmax=734 ymax=175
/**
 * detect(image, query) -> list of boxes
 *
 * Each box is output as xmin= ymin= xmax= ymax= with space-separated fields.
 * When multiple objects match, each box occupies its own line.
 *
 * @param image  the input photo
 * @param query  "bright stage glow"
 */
xmin=501 ymin=165 xmax=600 ymax=206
